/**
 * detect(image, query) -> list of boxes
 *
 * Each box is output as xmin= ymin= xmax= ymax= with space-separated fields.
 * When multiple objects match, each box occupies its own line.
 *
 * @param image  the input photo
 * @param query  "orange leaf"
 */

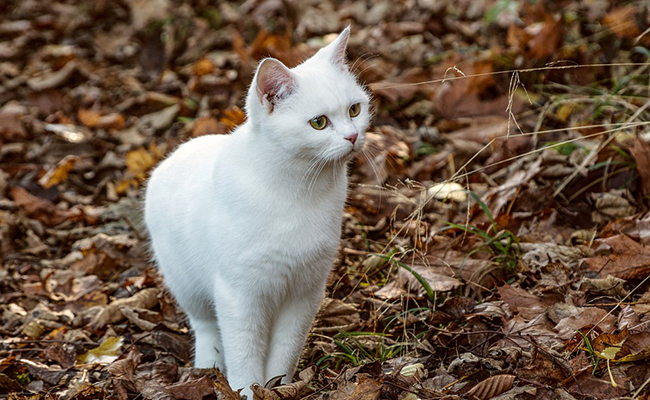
xmin=193 ymin=57 xmax=215 ymax=76
xmin=38 ymin=155 xmax=81 ymax=188
xmin=126 ymin=147 xmax=159 ymax=180
xmin=220 ymin=106 xmax=246 ymax=131
xmin=10 ymin=186 xmax=82 ymax=227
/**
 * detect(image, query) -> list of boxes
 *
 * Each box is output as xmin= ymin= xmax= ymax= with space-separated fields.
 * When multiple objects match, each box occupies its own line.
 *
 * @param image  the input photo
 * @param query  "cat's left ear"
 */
xmin=254 ymin=58 xmax=296 ymax=112
xmin=325 ymin=27 xmax=350 ymax=69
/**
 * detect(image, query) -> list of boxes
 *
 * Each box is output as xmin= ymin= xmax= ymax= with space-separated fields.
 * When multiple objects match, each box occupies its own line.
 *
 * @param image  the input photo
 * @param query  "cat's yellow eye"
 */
xmin=310 ymin=115 xmax=328 ymax=130
xmin=349 ymin=103 xmax=361 ymax=118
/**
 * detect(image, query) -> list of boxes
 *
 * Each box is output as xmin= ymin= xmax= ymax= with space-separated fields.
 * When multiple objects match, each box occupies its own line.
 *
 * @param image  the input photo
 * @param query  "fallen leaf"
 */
xmin=191 ymin=116 xmax=221 ymax=137
xmin=0 ymin=101 xmax=28 ymax=140
xmin=126 ymin=146 xmax=162 ymax=180
xmin=89 ymin=288 xmax=160 ymax=330
xmin=497 ymin=284 xmax=553 ymax=320
xmin=602 ymin=6 xmax=644 ymax=40
xmin=167 ymin=376 xmax=216 ymax=400
xmin=624 ymin=138 xmax=650 ymax=198
xmin=27 ymin=60 xmax=78 ymax=91
xmin=213 ymin=367 xmax=241 ymax=400
xmin=78 ymin=109 xmax=125 ymax=130
xmin=76 ymin=336 xmax=123 ymax=365
xmin=554 ymin=308 xmax=617 ymax=340
xmin=220 ymin=106 xmax=246 ymax=131
xmin=192 ymin=57 xmax=215 ymax=76
xmin=10 ymin=186 xmax=84 ymax=227
xmin=590 ymin=191 xmax=636 ymax=223
xmin=466 ymin=374 xmax=515 ymax=400
xmin=584 ymin=234 xmax=650 ymax=280
xmin=44 ymin=343 xmax=77 ymax=368
xmin=314 ymin=298 xmax=360 ymax=333
xmin=427 ymin=182 xmax=467 ymax=202
xmin=252 ymin=367 xmax=314 ymax=400
xmin=614 ymin=332 xmax=650 ymax=363
xmin=38 ymin=155 xmax=81 ymax=188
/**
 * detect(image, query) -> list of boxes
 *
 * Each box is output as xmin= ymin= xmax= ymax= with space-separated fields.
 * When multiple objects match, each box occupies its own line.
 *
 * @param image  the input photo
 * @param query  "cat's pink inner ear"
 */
xmin=255 ymin=58 xmax=295 ymax=110
xmin=329 ymin=27 xmax=350 ymax=68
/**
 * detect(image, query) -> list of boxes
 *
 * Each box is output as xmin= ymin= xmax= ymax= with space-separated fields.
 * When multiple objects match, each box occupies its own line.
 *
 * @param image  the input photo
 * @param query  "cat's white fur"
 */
xmin=144 ymin=28 xmax=370 ymax=398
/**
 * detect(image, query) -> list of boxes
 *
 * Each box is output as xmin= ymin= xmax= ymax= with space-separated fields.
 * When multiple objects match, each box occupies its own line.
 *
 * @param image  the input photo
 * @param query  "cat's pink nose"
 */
xmin=345 ymin=133 xmax=358 ymax=145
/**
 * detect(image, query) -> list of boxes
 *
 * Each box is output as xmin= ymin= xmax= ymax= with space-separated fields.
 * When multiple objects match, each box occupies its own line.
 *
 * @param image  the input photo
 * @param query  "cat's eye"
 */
xmin=349 ymin=103 xmax=361 ymax=118
xmin=310 ymin=115 xmax=328 ymax=130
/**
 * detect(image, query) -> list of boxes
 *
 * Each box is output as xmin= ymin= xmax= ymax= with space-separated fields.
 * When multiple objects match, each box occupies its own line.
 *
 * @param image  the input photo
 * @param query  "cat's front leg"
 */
xmin=264 ymin=287 xmax=324 ymax=384
xmin=189 ymin=316 xmax=225 ymax=372
xmin=214 ymin=287 xmax=269 ymax=398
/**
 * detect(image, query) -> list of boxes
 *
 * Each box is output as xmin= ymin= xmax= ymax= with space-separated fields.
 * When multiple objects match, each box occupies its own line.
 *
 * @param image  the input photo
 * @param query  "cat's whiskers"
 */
xmin=299 ymin=148 xmax=332 ymax=192
xmin=307 ymin=158 xmax=329 ymax=196
xmin=360 ymin=145 xmax=385 ymax=185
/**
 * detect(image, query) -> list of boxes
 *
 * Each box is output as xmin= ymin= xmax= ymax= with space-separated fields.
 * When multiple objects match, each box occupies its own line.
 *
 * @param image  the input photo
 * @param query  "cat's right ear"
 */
xmin=254 ymin=58 xmax=296 ymax=112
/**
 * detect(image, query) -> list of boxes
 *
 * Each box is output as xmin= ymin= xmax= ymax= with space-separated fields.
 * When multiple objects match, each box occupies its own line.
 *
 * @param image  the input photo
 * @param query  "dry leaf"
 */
xmin=167 ymin=376 xmax=216 ymax=400
xmin=590 ymin=191 xmax=636 ymax=223
xmin=602 ymin=6 xmax=644 ymax=39
xmin=191 ymin=116 xmax=221 ymax=137
xmin=213 ymin=367 xmax=242 ymax=400
xmin=89 ymin=288 xmax=160 ymax=330
xmin=252 ymin=367 xmax=315 ymax=400
xmin=126 ymin=145 xmax=162 ymax=180
xmin=314 ymin=298 xmax=360 ymax=332
xmin=39 ymin=155 xmax=81 ymax=188
xmin=584 ymin=234 xmax=650 ymax=280
xmin=466 ymin=374 xmax=515 ymax=400
xmin=220 ymin=106 xmax=246 ymax=131
xmin=192 ymin=57 xmax=215 ymax=76
xmin=76 ymin=336 xmax=123 ymax=365
xmin=10 ymin=186 xmax=84 ymax=227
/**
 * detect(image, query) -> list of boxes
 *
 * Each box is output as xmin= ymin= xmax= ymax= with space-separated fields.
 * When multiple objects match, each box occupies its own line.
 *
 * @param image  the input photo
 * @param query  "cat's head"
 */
xmin=246 ymin=27 xmax=371 ymax=163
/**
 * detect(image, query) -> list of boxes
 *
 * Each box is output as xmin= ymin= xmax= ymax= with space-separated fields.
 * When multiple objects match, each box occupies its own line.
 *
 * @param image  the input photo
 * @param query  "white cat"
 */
xmin=144 ymin=28 xmax=370 ymax=398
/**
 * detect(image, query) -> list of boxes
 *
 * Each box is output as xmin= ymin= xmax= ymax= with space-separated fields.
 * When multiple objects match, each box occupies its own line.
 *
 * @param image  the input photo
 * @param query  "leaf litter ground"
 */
xmin=1 ymin=0 xmax=650 ymax=399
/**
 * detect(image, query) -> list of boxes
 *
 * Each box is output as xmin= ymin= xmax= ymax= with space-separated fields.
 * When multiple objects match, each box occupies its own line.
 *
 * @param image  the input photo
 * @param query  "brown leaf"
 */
xmin=497 ymin=284 xmax=553 ymax=320
xmin=78 ymin=109 xmax=125 ymax=130
xmin=213 ymin=367 xmax=242 ymax=400
xmin=602 ymin=6 xmax=644 ymax=40
xmin=615 ymin=332 xmax=650 ymax=362
xmin=584 ymin=234 xmax=650 ymax=280
xmin=220 ymin=106 xmax=246 ymax=131
xmin=44 ymin=343 xmax=77 ymax=369
xmin=347 ymin=377 xmax=382 ymax=400
xmin=625 ymin=138 xmax=650 ymax=198
xmin=0 ymin=101 xmax=28 ymax=140
xmin=167 ymin=376 xmax=216 ymax=400
xmin=10 ymin=186 xmax=83 ymax=227
xmin=314 ymin=298 xmax=360 ymax=333
xmin=192 ymin=57 xmax=215 ymax=76
xmin=555 ymin=308 xmax=616 ymax=340
xmin=141 ymin=380 xmax=176 ymax=400
xmin=27 ymin=60 xmax=78 ymax=91
xmin=466 ymin=374 xmax=515 ymax=400
xmin=590 ymin=191 xmax=636 ymax=223
xmin=252 ymin=367 xmax=315 ymax=400
xmin=89 ymin=288 xmax=160 ymax=331
xmin=126 ymin=145 xmax=162 ymax=180
xmin=527 ymin=16 xmax=563 ymax=59
xmin=38 ymin=155 xmax=81 ymax=188
xmin=591 ymin=328 xmax=629 ymax=353
xmin=191 ymin=116 xmax=221 ymax=137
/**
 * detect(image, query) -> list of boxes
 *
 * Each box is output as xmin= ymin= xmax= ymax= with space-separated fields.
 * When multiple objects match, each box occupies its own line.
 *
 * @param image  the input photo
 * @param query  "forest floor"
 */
xmin=1 ymin=0 xmax=650 ymax=399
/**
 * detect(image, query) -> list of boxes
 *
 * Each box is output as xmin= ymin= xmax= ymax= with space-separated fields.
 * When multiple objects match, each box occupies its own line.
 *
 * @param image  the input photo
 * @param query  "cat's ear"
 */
xmin=254 ymin=58 xmax=296 ymax=112
xmin=325 ymin=26 xmax=350 ymax=69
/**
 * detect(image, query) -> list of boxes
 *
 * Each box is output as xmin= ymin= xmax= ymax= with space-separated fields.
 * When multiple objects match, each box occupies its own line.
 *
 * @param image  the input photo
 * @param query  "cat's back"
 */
xmin=144 ymin=133 xmax=233 ymax=230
